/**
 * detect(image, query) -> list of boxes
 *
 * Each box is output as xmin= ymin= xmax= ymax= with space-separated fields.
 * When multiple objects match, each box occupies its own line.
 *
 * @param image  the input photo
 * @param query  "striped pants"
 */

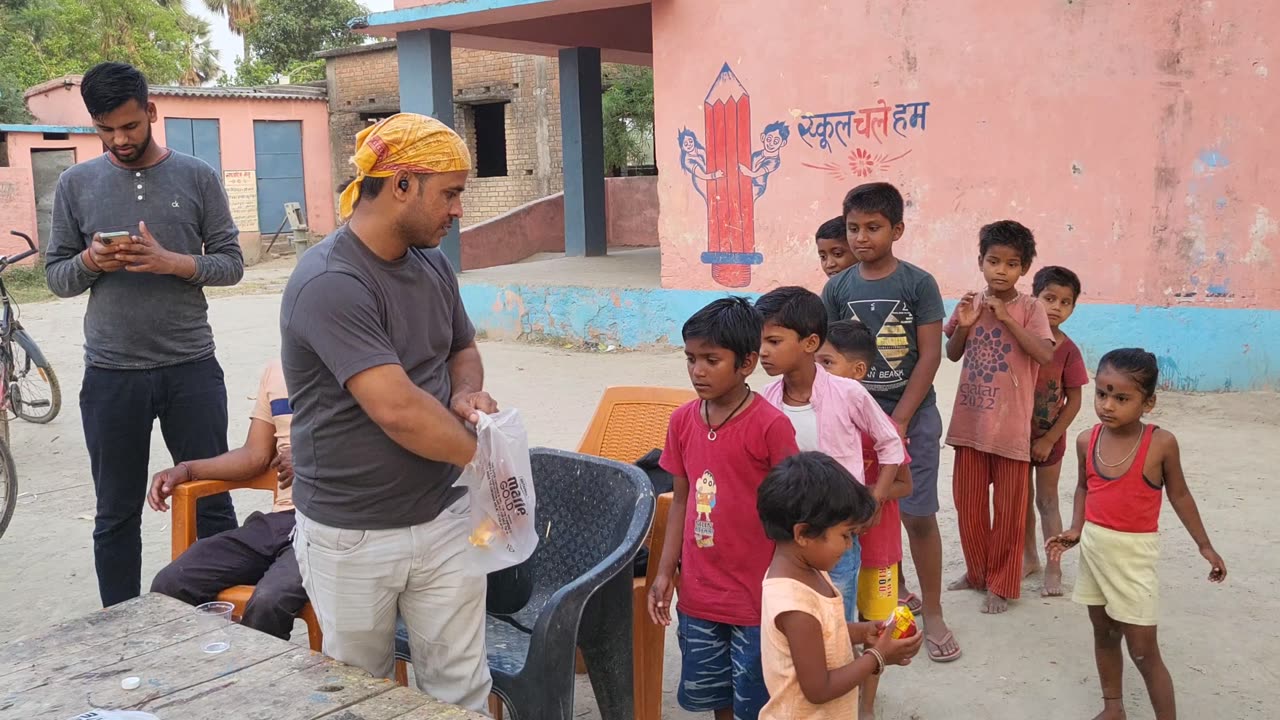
xmin=953 ymin=447 xmax=1030 ymax=599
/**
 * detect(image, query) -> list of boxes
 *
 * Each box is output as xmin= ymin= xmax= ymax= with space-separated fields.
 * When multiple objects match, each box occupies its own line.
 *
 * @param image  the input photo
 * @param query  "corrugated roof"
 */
xmin=0 ymin=124 xmax=97 ymax=134
xmin=315 ymin=40 xmax=397 ymax=59
xmin=24 ymin=75 xmax=326 ymax=102
xmin=151 ymin=84 xmax=327 ymax=101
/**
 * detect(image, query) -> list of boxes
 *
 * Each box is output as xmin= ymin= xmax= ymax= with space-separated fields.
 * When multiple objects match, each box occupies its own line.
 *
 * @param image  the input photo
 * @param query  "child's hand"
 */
xmin=1201 ymin=546 xmax=1227 ymax=582
xmin=648 ymin=573 xmax=675 ymax=626
xmin=873 ymin=625 xmax=925 ymax=666
xmin=983 ymin=294 xmax=1012 ymax=324
xmin=955 ymin=292 xmax=982 ymax=328
xmin=1045 ymin=529 xmax=1081 ymax=561
xmin=1031 ymin=436 xmax=1055 ymax=464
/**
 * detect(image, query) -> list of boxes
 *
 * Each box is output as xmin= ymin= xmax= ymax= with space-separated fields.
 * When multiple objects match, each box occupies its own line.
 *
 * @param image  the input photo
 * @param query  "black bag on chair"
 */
xmin=487 ymin=563 xmax=534 ymax=616
xmin=632 ymin=448 xmax=674 ymax=578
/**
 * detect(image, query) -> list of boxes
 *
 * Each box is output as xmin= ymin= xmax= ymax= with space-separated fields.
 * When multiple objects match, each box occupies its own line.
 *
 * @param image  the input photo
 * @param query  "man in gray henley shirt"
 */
xmin=43 ymin=62 xmax=243 ymax=607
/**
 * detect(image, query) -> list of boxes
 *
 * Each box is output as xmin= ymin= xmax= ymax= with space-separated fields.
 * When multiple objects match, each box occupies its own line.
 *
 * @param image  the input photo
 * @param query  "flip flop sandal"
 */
xmin=926 ymin=631 xmax=963 ymax=663
xmin=898 ymin=592 xmax=924 ymax=614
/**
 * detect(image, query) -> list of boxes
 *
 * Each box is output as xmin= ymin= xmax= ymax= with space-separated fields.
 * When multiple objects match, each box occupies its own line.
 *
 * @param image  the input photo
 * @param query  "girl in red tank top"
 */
xmin=1084 ymin=423 xmax=1161 ymax=533
xmin=1046 ymin=349 xmax=1226 ymax=720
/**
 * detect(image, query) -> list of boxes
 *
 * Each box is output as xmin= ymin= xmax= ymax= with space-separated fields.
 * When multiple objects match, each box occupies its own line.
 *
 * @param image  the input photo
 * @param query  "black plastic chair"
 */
xmin=396 ymin=447 xmax=655 ymax=720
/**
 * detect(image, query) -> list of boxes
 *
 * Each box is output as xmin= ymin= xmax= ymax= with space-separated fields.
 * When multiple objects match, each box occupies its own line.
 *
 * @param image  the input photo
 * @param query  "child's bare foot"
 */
xmin=1023 ymin=558 xmax=1041 ymax=578
xmin=1042 ymin=562 xmax=1063 ymax=597
xmin=947 ymin=574 xmax=981 ymax=591
xmin=980 ymin=591 xmax=1009 ymax=614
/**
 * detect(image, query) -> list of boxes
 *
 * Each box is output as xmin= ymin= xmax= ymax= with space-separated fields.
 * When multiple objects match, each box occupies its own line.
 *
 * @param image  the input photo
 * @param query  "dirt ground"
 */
xmin=2 ymin=265 xmax=1275 ymax=719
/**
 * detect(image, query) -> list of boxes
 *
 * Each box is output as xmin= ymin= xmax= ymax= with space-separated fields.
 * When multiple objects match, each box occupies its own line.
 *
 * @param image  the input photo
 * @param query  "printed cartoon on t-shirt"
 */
xmin=958 ymin=325 xmax=1011 ymax=412
xmin=694 ymin=470 xmax=718 ymax=547
xmin=845 ymin=299 xmax=916 ymax=392
xmin=1032 ymin=378 xmax=1060 ymax=434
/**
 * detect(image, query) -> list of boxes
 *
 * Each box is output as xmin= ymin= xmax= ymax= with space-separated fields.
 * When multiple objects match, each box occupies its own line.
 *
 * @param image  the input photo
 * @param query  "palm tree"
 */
xmin=201 ymin=0 xmax=258 ymax=58
xmin=176 ymin=11 xmax=221 ymax=85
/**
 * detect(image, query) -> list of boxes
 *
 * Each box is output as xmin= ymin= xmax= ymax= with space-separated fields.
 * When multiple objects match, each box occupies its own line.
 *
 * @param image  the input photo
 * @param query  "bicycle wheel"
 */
xmin=9 ymin=330 xmax=60 ymax=424
xmin=0 ymin=437 xmax=16 ymax=540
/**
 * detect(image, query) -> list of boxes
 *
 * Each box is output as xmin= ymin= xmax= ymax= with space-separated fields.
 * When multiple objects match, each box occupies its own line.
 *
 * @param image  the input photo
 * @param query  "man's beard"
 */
xmin=397 ymin=217 xmax=444 ymax=249
xmin=110 ymin=126 xmax=152 ymax=163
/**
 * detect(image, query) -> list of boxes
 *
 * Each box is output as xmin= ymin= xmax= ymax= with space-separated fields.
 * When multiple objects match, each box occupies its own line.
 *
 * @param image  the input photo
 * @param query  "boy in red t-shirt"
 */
xmin=648 ymin=297 xmax=799 ymax=720
xmin=816 ymin=319 xmax=912 ymax=718
xmin=1023 ymin=266 xmax=1089 ymax=598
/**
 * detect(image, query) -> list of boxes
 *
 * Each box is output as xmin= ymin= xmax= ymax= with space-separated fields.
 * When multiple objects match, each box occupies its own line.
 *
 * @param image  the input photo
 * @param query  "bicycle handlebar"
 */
xmin=4 ymin=231 xmax=38 ymax=266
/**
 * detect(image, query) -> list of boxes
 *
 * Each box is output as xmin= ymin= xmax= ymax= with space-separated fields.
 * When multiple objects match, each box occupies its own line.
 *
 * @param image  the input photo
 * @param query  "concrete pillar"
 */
xmin=398 ymin=29 xmax=462 ymax=270
xmin=558 ymin=47 xmax=607 ymax=257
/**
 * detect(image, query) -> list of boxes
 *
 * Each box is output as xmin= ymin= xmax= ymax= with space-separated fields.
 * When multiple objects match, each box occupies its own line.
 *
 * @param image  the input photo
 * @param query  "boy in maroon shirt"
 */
xmin=648 ymin=297 xmax=799 ymax=720
xmin=1023 ymin=266 xmax=1089 ymax=597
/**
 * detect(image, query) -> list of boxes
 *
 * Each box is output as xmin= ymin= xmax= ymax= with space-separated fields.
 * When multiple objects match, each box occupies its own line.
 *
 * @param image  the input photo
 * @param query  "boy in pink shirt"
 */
xmin=944 ymin=220 xmax=1055 ymax=615
xmin=754 ymin=288 xmax=906 ymax=604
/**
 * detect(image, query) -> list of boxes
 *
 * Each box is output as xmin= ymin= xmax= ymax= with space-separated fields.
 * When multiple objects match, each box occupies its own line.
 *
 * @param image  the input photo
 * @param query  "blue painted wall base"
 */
xmin=459 ymin=282 xmax=1278 ymax=392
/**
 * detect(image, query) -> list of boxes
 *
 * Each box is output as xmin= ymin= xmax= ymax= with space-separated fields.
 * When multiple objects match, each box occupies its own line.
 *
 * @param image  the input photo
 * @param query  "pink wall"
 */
xmin=652 ymin=0 xmax=1280 ymax=309
xmin=460 ymin=176 xmax=658 ymax=270
xmin=0 ymin=132 xmax=104 ymax=260
xmin=27 ymin=85 xmax=336 ymax=238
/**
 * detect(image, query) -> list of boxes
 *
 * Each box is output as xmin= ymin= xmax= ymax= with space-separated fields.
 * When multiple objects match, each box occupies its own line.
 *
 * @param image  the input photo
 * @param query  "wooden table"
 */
xmin=0 ymin=593 xmax=485 ymax=720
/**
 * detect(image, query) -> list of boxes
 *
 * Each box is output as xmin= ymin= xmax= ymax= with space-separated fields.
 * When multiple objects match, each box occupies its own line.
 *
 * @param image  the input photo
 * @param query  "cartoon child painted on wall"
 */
xmin=738 ymin=121 xmax=790 ymax=200
xmin=693 ymin=470 xmax=717 ymax=548
xmin=678 ymin=128 xmax=725 ymax=201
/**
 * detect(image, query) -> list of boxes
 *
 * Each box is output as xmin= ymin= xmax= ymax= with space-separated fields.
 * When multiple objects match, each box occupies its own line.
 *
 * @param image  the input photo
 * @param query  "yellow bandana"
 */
xmin=337 ymin=113 xmax=471 ymax=219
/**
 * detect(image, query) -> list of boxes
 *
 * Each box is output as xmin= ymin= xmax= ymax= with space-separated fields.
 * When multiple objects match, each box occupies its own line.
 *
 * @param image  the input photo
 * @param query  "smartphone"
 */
xmin=99 ymin=231 xmax=131 ymax=246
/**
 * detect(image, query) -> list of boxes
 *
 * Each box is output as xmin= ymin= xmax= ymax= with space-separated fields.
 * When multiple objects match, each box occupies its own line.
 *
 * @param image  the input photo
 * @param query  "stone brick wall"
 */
xmin=325 ymin=43 xmax=563 ymax=227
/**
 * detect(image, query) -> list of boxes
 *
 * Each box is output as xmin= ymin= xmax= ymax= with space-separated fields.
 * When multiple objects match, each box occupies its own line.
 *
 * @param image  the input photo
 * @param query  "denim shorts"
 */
xmin=676 ymin=612 xmax=768 ymax=719
xmin=829 ymin=537 xmax=862 ymax=623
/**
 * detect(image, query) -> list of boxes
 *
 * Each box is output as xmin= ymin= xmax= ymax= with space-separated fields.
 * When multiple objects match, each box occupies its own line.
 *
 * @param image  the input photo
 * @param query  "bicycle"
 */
xmin=0 ymin=230 xmax=60 ymax=538
xmin=1 ymin=231 xmax=61 ymax=426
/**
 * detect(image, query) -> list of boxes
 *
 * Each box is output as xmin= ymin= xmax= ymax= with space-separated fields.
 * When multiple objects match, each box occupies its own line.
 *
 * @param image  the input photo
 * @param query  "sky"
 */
xmin=192 ymin=0 xmax=396 ymax=79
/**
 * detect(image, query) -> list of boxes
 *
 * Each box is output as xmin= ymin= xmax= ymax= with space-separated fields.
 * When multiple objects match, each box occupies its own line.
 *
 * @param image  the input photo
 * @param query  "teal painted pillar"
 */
xmin=558 ymin=47 xmax=607 ymax=257
xmin=398 ymin=29 xmax=461 ymax=270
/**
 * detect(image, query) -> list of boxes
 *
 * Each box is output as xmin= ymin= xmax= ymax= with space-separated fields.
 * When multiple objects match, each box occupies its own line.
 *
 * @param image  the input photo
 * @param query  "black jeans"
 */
xmin=151 ymin=510 xmax=305 ymax=640
xmin=81 ymin=356 xmax=238 ymax=607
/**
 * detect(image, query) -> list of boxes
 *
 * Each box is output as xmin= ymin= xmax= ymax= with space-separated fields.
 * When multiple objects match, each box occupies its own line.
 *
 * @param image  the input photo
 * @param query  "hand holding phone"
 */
xmin=86 ymin=231 xmax=132 ymax=273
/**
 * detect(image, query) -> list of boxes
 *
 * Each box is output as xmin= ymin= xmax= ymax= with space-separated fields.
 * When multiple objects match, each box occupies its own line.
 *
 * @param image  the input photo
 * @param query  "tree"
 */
xmin=0 ymin=0 xmax=221 ymax=121
xmin=230 ymin=0 xmax=365 ymax=85
xmin=602 ymin=64 xmax=655 ymax=176
xmin=198 ymin=0 xmax=256 ymax=58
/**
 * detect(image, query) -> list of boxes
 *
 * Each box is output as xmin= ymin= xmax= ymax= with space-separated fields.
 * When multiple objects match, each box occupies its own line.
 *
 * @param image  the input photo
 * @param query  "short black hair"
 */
xmin=815 ymin=216 xmax=846 ymax=242
xmin=979 ymin=220 xmax=1037 ymax=267
xmin=682 ymin=296 xmax=762 ymax=368
xmin=824 ymin=320 xmax=876 ymax=364
xmin=81 ymin=62 xmax=149 ymax=119
xmin=842 ymin=182 xmax=904 ymax=226
xmin=755 ymin=286 xmax=827 ymax=345
xmin=1033 ymin=265 xmax=1082 ymax=301
xmin=1098 ymin=348 xmax=1159 ymax=397
xmin=758 ymin=451 xmax=878 ymax=541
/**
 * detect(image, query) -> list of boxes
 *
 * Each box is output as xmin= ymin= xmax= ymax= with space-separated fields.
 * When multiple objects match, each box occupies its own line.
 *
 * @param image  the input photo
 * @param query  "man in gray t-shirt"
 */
xmin=280 ymin=114 xmax=495 ymax=711
xmin=43 ymin=62 xmax=243 ymax=609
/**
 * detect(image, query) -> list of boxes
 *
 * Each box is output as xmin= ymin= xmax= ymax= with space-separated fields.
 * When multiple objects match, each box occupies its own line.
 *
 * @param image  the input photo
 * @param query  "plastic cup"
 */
xmin=194 ymin=601 xmax=234 ymax=654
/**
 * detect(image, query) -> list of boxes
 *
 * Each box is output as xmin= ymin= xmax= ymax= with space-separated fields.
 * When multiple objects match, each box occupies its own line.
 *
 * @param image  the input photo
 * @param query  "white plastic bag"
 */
xmin=454 ymin=409 xmax=538 ymax=575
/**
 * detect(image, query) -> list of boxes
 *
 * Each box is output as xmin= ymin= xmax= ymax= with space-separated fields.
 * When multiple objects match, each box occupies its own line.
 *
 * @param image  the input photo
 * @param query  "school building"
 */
xmin=7 ymin=77 xmax=336 ymax=262
xmin=319 ymin=40 xmax=658 ymax=271
xmin=353 ymin=0 xmax=1279 ymax=391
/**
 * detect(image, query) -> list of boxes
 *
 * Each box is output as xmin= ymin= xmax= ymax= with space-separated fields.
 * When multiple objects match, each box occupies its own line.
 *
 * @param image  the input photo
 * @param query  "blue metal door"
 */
xmin=253 ymin=120 xmax=305 ymax=233
xmin=164 ymin=118 xmax=222 ymax=174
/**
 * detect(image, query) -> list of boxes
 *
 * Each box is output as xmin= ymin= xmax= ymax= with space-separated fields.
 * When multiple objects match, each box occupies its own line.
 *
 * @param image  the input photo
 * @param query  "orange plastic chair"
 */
xmin=170 ymin=470 xmax=323 ymax=652
xmin=576 ymin=386 xmax=694 ymax=720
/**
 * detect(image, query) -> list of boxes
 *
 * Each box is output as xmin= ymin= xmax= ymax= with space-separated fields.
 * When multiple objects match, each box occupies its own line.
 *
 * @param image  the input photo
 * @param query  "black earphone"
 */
xmin=398 ymin=178 xmax=409 ymax=191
